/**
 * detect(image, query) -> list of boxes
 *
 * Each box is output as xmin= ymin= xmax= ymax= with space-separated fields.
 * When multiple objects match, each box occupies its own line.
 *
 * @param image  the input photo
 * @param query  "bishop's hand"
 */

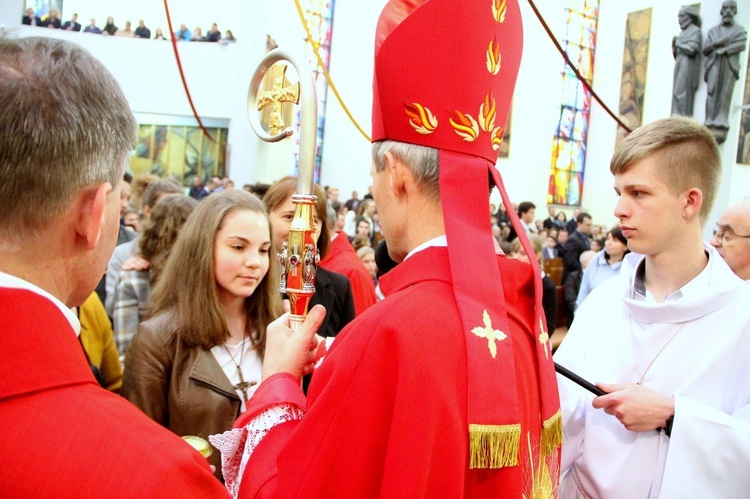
xmin=261 ymin=305 xmax=326 ymax=383
xmin=592 ymin=383 xmax=675 ymax=433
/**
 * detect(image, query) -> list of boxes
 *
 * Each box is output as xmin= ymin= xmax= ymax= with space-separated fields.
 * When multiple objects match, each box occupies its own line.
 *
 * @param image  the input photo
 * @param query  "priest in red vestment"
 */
xmin=319 ymin=229 xmax=378 ymax=315
xmin=211 ymin=1 xmax=561 ymax=497
xmin=0 ymin=37 xmax=227 ymax=497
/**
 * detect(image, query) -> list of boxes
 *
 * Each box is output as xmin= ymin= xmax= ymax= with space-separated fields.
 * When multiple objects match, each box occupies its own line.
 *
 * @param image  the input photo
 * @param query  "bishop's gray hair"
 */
xmin=372 ymin=140 xmax=440 ymax=202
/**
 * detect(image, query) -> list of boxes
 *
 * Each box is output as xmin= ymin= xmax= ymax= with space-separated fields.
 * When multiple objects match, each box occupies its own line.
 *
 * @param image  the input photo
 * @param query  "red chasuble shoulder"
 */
xmin=0 ymin=288 xmax=227 ymax=498
xmin=238 ymin=247 xmax=558 ymax=498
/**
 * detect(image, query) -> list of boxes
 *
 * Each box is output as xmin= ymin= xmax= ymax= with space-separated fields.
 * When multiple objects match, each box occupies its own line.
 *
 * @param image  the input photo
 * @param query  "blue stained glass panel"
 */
xmin=548 ymin=0 xmax=599 ymax=206
xmin=292 ymin=0 xmax=335 ymax=182
xmin=557 ymin=107 xmax=576 ymax=139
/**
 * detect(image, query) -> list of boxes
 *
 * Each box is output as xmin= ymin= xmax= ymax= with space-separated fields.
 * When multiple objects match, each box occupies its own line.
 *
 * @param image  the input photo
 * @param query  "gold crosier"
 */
xmin=248 ymin=49 xmax=319 ymax=330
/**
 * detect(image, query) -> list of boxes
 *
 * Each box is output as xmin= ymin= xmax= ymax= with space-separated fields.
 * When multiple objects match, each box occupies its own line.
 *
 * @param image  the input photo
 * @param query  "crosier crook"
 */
xmin=248 ymin=49 xmax=319 ymax=331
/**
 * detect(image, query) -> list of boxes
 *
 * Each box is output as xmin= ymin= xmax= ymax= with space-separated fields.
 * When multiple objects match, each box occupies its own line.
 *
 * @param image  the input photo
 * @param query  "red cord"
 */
xmin=163 ymin=0 xmax=216 ymax=142
xmin=526 ymin=0 xmax=632 ymax=134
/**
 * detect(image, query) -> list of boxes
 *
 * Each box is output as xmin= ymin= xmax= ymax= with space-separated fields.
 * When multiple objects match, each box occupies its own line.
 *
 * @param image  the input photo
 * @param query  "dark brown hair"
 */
xmin=604 ymin=226 xmax=630 ymax=262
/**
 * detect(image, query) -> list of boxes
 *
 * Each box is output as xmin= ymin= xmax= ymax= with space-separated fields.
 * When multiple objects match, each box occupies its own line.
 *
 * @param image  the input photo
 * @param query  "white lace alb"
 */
xmin=209 ymin=404 xmax=305 ymax=498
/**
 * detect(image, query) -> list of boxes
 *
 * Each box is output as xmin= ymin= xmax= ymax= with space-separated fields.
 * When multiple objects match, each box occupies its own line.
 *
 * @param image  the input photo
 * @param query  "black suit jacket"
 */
xmin=566 ymin=219 xmax=578 ymax=236
xmin=563 ymin=230 xmax=590 ymax=276
xmin=541 ymin=275 xmax=557 ymax=333
xmin=22 ymin=15 xmax=42 ymax=26
xmin=302 ymin=267 xmax=355 ymax=394
xmin=42 ymin=18 xmax=61 ymax=29
xmin=542 ymin=217 xmax=556 ymax=230
xmin=62 ymin=21 xmax=81 ymax=31
xmin=307 ymin=267 xmax=355 ymax=338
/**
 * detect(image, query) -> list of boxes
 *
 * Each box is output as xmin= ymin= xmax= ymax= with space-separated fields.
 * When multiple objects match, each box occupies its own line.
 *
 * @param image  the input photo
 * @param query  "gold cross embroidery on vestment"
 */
xmin=471 ymin=310 xmax=507 ymax=359
xmin=538 ymin=317 xmax=550 ymax=359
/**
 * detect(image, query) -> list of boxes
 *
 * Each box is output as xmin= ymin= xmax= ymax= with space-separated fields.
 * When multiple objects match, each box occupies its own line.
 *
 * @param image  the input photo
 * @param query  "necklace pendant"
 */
xmin=636 ymin=381 xmax=643 ymax=386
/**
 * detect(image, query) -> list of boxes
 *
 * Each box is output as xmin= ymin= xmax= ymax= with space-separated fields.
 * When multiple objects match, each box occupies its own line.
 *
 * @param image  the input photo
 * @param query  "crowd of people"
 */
xmin=493 ymin=201 xmax=619 ymax=332
xmin=4 ymin=0 xmax=750 ymax=496
xmin=22 ymin=8 xmax=236 ymax=42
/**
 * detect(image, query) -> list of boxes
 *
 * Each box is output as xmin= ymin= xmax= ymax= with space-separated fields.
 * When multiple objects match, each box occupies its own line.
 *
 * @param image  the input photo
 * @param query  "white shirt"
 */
xmin=210 ymin=338 xmax=262 ymax=413
xmin=404 ymin=235 xmax=448 ymax=261
xmin=0 ymin=271 xmax=80 ymax=336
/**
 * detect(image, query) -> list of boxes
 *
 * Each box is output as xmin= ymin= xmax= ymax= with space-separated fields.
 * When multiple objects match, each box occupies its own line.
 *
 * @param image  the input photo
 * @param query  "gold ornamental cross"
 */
xmin=257 ymin=64 xmax=300 ymax=135
xmin=539 ymin=317 xmax=550 ymax=359
xmin=471 ymin=310 xmax=507 ymax=359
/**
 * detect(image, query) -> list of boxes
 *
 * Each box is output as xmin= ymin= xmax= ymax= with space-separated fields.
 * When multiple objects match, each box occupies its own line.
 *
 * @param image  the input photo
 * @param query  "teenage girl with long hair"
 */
xmin=122 ymin=190 xmax=282 ymax=477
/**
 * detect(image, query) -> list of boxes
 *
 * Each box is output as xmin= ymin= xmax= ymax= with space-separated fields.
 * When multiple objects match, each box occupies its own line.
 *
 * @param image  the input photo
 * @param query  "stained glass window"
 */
xmin=547 ymin=0 xmax=599 ymax=206
xmin=131 ymin=125 xmax=227 ymax=187
xmin=293 ymin=0 xmax=335 ymax=183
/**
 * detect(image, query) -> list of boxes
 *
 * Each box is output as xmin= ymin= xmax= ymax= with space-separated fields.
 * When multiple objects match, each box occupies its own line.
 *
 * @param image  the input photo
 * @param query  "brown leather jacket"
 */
xmin=121 ymin=312 xmax=242 ymax=478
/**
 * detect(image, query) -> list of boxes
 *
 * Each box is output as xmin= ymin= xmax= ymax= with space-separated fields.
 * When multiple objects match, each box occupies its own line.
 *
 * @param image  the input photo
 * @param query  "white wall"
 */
xmin=317 ymin=0 xmax=387 ymax=198
xmin=5 ymin=0 xmax=749 ymax=221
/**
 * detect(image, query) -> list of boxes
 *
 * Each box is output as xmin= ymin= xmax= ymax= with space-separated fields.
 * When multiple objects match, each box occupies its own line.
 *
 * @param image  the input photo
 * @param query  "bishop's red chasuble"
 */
xmin=225 ymin=247 xmax=558 ymax=497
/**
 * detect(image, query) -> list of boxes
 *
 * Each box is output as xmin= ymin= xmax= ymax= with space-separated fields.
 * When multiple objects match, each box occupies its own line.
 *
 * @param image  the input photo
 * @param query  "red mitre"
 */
xmin=372 ymin=0 xmax=561 ymax=469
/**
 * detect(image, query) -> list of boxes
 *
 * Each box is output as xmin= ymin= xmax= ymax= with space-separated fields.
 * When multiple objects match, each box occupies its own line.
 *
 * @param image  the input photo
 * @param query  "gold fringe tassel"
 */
xmin=469 ymin=423 xmax=521 ymax=469
xmin=541 ymin=410 xmax=563 ymax=457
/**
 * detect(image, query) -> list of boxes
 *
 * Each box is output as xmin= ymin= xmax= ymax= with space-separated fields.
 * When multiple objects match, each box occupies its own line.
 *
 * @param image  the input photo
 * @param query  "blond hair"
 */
xmin=148 ymin=190 xmax=282 ymax=351
xmin=610 ymin=117 xmax=720 ymax=223
xmin=0 ymin=38 xmax=135 ymax=239
xmin=510 ymin=233 xmax=543 ymax=259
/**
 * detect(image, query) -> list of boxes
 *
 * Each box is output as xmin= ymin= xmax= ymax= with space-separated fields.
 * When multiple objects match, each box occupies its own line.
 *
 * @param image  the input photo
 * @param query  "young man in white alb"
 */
xmin=556 ymin=116 xmax=750 ymax=498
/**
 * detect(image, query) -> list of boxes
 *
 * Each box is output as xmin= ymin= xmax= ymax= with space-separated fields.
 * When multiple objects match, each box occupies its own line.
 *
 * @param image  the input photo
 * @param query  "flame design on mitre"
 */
xmin=405 ymin=102 xmax=438 ymax=134
xmin=479 ymin=92 xmax=497 ymax=133
xmin=450 ymin=110 xmax=479 ymax=142
xmin=372 ymin=0 xmax=523 ymax=162
xmin=491 ymin=126 xmax=505 ymax=151
xmin=486 ymin=38 xmax=502 ymax=75
xmin=492 ymin=0 xmax=507 ymax=23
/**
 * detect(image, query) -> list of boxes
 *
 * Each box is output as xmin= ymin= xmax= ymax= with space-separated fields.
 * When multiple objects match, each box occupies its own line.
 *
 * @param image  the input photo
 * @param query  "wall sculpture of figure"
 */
xmin=703 ymin=0 xmax=747 ymax=143
xmin=671 ymin=6 xmax=702 ymax=116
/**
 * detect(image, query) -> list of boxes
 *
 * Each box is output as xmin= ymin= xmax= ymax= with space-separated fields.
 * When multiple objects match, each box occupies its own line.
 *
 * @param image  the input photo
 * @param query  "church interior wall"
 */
xmin=5 ymin=0 xmax=748 ymax=234
xmin=316 ymin=0 xmax=387 ymax=199
xmin=494 ymin=0 xmax=570 ymax=219
xmin=589 ymin=0 xmax=750 ymax=239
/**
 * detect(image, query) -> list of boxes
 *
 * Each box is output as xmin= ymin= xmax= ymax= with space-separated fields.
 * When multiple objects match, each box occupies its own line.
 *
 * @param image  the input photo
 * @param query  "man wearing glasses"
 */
xmin=711 ymin=199 xmax=750 ymax=280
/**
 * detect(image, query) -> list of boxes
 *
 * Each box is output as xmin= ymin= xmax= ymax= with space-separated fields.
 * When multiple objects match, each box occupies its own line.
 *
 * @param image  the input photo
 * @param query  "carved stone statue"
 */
xmin=671 ymin=6 xmax=702 ymax=116
xmin=703 ymin=0 xmax=747 ymax=143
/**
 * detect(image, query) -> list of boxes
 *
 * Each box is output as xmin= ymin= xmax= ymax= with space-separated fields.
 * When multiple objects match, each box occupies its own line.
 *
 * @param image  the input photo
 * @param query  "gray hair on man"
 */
xmin=0 ymin=37 xmax=136 ymax=240
xmin=372 ymin=140 xmax=440 ymax=202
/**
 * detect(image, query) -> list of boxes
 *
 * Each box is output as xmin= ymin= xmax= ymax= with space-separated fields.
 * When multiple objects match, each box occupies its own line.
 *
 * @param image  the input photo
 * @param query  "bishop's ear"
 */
xmin=383 ymin=150 xmax=410 ymax=195
xmin=75 ymin=182 xmax=113 ymax=250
